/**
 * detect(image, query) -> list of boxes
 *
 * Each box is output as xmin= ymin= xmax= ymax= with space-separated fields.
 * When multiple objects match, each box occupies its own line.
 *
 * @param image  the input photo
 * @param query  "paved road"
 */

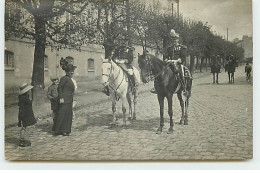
xmin=5 ymin=65 xmax=253 ymax=161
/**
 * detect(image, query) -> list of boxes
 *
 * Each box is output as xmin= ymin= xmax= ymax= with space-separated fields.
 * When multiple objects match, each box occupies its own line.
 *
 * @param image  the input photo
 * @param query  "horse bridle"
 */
xmin=102 ymin=61 xmax=113 ymax=83
xmin=142 ymin=55 xmax=154 ymax=81
xmin=102 ymin=61 xmax=123 ymax=92
xmin=143 ymin=54 xmax=171 ymax=81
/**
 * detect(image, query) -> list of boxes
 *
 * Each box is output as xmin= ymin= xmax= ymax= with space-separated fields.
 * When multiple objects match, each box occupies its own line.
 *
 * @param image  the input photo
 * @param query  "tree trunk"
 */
xmin=32 ymin=16 xmax=46 ymax=89
xmin=104 ymin=44 xmax=114 ymax=59
xmin=205 ymin=57 xmax=208 ymax=71
xmin=31 ymin=16 xmax=48 ymax=117
xmin=190 ymin=55 xmax=194 ymax=73
xmin=200 ymin=56 xmax=204 ymax=72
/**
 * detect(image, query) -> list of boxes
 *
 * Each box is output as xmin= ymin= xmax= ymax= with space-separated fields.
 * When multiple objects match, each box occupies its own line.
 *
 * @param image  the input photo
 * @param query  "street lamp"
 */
xmin=167 ymin=0 xmax=179 ymax=20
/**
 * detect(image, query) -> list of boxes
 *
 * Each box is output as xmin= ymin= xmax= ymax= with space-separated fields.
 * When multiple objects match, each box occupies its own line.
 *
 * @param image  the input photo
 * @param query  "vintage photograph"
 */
xmin=4 ymin=0 xmax=253 ymax=161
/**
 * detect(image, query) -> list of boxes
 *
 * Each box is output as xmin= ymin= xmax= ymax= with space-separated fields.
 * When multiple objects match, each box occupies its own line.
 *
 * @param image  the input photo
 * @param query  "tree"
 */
xmin=5 ymin=0 xmax=91 ymax=106
xmin=91 ymin=0 xmax=128 ymax=59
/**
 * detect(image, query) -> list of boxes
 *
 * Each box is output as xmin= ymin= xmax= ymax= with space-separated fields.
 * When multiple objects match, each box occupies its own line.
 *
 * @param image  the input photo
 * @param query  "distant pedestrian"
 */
xmin=18 ymin=83 xmax=37 ymax=147
xmin=47 ymin=77 xmax=59 ymax=131
xmin=54 ymin=61 xmax=77 ymax=136
xmin=245 ymin=63 xmax=252 ymax=82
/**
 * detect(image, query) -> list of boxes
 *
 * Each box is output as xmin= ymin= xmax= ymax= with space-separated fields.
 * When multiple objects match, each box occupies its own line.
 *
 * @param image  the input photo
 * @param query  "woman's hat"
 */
xmin=65 ymin=64 xmax=77 ymax=72
xmin=19 ymin=83 xmax=33 ymax=95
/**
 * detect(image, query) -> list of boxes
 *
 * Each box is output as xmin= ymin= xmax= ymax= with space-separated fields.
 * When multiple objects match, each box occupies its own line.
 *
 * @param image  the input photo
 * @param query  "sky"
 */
xmin=147 ymin=0 xmax=253 ymax=41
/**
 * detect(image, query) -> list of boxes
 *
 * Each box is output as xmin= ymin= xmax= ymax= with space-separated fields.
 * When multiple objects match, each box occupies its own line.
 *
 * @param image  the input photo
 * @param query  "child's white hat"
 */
xmin=19 ymin=83 xmax=33 ymax=95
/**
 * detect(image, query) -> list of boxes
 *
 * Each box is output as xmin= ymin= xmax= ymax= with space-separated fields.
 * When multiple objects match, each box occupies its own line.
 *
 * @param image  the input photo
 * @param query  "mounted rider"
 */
xmin=164 ymin=29 xmax=192 ymax=95
xmin=111 ymin=45 xmax=137 ymax=90
xmin=225 ymin=54 xmax=237 ymax=72
xmin=211 ymin=54 xmax=221 ymax=73
xmin=102 ymin=45 xmax=138 ymax=96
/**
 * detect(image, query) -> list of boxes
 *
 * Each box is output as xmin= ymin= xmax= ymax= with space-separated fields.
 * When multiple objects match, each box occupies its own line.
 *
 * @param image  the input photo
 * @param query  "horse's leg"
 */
xmin=213 ymin=73 xmax=215 ymax=84
xmin=110 ymin=92 xmax=117 ymax=126
xmin=232 ymin=72 xmax=235 ymax=84
xmin=156 ymin=94 xmax=164 ymax=134
xmin=177 ymin=92 xmax=185 ymax=125
xmin=121 ymin=96 xmax=127 ymax=127
xmin=166 ymin=95 xmax=174 ymax=134
xmin=126 ymin=92 xmax=132 ymax=120
xmin=132 ymin=86 xmax=138 ymax=120
xmin=216 ymin=73 xmax=219 ymax=84
xmin=228 ymin=72 xmax=231 ymax=83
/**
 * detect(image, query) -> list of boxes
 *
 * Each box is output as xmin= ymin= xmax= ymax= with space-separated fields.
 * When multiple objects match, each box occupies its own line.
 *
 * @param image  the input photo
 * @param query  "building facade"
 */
xmin=4 ymin=39 xmax=160 ymax=94
xmin=235 ymin=35 xmax=253 ymax=62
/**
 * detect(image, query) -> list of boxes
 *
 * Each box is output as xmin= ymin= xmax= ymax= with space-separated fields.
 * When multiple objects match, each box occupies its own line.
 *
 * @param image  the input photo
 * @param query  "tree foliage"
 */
xmin=5 ymin=0 xmax=245 ymax=77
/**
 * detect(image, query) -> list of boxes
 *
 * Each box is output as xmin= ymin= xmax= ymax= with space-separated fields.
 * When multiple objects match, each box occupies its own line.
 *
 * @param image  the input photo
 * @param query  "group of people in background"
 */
xmin=17 ymin=59 xmax=77 ymax=147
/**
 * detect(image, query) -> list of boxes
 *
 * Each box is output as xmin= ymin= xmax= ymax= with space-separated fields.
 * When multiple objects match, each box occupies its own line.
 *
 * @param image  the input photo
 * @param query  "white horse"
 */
xmin=101 ymin=59 xmax=140 ymax=126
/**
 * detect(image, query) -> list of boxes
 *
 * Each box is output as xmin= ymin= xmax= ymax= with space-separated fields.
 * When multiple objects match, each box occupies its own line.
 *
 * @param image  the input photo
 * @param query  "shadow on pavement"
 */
xmin=5 ymin=137 xmax=20 ymax=146
xmin=35 ymin=122 xmax=54 ymax=134
xmin=76 ymin=114 xmax=113 ymax=131
xmin=76 ymin=113 xmax=161 ymax=133
xmin=198 ymin=76 xmax=252 ymax=86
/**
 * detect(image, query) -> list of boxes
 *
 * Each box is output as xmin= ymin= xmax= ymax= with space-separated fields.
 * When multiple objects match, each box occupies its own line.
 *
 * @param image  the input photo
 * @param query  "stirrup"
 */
xmin=150 ymin=88 xmax=156 ymax=94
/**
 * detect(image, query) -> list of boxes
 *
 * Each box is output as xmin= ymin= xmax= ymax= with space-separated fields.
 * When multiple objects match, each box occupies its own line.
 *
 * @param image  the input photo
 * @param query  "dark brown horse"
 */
xmin=138 ymin=53 xmax=192 ymax=134
xmin=225 ymin=60 xmax=237 ymax=84
xmin=211 ymin=63 xmax=221 ymax=84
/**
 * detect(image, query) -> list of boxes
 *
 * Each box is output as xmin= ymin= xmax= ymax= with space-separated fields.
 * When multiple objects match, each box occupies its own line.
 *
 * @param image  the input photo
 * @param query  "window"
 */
xmin=88 ymin=59 xmax=94 ymax=71
xmin=66 ymin=56 xmax=74 ymax=64
xmin=44 ymin=55 xmax=48 ymax=69
xmin=5 ymin=50 xmax=14 ymax=68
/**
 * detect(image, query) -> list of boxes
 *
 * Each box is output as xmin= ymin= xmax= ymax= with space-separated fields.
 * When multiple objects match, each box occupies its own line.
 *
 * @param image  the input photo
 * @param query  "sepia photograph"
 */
xmin=3 ymin=0 xmax=253 ymax=162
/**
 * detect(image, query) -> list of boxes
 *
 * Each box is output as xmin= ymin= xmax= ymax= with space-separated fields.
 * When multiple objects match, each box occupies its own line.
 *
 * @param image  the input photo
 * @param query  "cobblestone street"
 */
xmin=5 ymin=65 xmax=253 ymax=161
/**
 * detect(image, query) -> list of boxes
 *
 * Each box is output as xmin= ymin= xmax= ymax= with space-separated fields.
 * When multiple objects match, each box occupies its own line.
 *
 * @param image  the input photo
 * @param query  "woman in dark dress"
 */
xmin=54 ymin=63 xmax=77 ymax=136
xmin=18 ymin=83 xmax=37 ymax=147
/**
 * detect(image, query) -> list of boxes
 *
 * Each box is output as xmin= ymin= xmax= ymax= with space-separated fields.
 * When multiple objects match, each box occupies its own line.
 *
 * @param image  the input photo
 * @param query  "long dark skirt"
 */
xmin=54 ymin=103 xmax=73 ymax=134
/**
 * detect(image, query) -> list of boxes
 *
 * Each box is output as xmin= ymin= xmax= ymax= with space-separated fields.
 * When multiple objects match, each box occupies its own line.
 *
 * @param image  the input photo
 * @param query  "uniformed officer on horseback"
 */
xmin=112 ymin=45 xmax=137 ymax=88
xmin=211 ymin=54 xmax=221 ymax=73
xmin=151 ymin=29 xmax=192 ymax=95
xmin=102 ymin=45 xmax=137 ymax=96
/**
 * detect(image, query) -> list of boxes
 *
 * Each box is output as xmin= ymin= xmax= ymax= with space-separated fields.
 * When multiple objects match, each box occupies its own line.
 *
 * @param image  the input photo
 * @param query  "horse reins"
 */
xmin=102 ymin=61 xmax=126 ymax=99
xmin=145 ymin=55 xmax=171 ymax=81
xmin=145 ymin=55 xmax=186 ymax=91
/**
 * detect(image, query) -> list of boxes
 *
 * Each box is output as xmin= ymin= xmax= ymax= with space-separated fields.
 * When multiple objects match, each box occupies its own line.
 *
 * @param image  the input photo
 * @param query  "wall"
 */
xmin=4 ymin=39 xmax=161 ymax=94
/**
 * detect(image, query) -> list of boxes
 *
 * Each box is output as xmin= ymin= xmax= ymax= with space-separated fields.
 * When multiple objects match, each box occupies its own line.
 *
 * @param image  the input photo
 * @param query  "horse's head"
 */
xmin=101 ymin=59 xmax=113 ymax=86
xmin=138 ymin=53 xmax=152 ymax=83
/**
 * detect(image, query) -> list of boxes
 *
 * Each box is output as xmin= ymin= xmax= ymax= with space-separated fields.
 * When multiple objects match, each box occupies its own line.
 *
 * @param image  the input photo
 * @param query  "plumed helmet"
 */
xmin=170 ymin=29 xmax=179 ymax=38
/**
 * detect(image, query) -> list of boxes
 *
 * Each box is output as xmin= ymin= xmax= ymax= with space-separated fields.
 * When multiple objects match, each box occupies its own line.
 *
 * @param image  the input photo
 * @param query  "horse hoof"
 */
xmin=156 ymin=130 xmax=162 ymax=135
xmin=110 ymin=123 xmax=117 ymax=128
xmin=184 ymin=121 xmax=188 ymax=125
xmin=128 ymin=117 xmax=132 ymax=121
xmin=167 ymin=128 xmax=173 ymax=134
xmin=179 ymin=120 xmax=183 ymax=125
xmin=156 ymin=127 xmax=162 ymax=134
xmin=132 ymin=116 xmax=136 ymax=120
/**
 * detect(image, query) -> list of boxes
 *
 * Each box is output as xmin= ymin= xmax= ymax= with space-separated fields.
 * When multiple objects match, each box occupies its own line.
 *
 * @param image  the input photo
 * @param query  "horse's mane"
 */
xmin=146 ymin=54 xmax=166 ymax=67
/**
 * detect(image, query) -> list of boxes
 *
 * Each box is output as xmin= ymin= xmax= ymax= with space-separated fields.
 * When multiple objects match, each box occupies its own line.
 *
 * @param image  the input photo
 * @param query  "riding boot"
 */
xmin=129 ymin=75 xmax=137 ymax=93
xmin=178 ymin=71 xmax=187 ymax=96
xmin=102 ymin=86 xmax=110 ymax=96
xmin=129 ymin=75 xmax=136 ymax=87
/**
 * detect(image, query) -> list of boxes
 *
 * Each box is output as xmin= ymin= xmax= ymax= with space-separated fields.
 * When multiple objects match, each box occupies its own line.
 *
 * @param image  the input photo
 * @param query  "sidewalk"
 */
xmin=4 ymin=69 xmax=212 ymax=128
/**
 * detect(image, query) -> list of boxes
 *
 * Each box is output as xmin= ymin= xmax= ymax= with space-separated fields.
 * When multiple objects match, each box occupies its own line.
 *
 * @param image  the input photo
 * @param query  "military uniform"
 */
xmin=112 ymin=46 xmax=137 ymax=88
